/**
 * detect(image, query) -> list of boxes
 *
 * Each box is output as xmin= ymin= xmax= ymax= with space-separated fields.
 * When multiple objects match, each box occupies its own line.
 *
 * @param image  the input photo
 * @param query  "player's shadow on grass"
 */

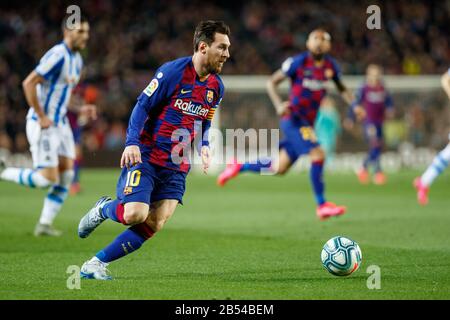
xmin=122 ymin=269 xmax=367 ymax=283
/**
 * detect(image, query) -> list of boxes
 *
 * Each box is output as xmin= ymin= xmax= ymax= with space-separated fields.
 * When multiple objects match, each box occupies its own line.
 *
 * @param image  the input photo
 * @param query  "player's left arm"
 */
xmin=199 ymin=85 xmax=224 ymax=174
xmin=384 ymin=90 xmax=395 ymax=119
xmin=328 ymin=58 xmax=353 ymax=104
xmin=441 ymin=69 xmax=450 ymax=101
xmin=332 ymin=74 xmax=354 ymax=106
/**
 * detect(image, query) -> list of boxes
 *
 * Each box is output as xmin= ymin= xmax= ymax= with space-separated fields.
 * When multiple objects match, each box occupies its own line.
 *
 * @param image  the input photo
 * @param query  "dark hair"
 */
xmin=193 ymin=20 xmax=230 ymax=52
xmin=61 ymin=13 xmax=89 ymax=32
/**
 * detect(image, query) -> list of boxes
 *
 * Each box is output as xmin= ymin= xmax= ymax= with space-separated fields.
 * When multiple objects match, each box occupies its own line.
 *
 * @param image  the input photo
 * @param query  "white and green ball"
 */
xmin=321 ymin=236 xmax=362 ymax=276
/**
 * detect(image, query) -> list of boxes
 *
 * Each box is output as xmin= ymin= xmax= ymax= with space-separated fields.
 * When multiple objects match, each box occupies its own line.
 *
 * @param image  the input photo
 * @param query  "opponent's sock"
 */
xmin=239 ymin=158 xmax=272 ymax=173
xmin=0 ymin=168 xmax=51 ymax=188
xmin=39 ymin=170 xmax=74 ymax=225
xmin=95 ymin=223 xmax=155 ymax=263
xmin=310 ymin=160 xmax=326 ymax=205
xmin=101 ymin=199 xmax=127 ymax=224
xmin=421 ymin=143 xmax=450 ymax=187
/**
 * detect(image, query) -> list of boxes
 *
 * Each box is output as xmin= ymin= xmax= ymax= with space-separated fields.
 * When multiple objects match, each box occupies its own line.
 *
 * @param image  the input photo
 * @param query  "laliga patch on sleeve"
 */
xmin=143 ymin=79 xmax=159 ymax=97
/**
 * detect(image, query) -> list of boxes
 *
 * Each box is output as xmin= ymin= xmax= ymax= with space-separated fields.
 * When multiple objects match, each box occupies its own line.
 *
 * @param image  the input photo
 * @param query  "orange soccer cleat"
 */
xmin=414 ymin=177 xmax=429 ymax=205
xmin=217 ymin=160 xmax=242 ymax=187
xmin=316 ymin=202 xmax=347 ymax=220
xmin=356 ymin=168 xmax=369 ymax=184
xmin=373 ymin=172 xmax=387 ymax=185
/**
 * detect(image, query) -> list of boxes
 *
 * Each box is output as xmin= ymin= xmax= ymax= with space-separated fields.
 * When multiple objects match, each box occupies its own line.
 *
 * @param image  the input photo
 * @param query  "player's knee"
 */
xmin=123 ymin=209 xmax=147 ymax=225
xmin=39 ymin=170 xmax=59 ymax=184
xmin=310 ymin=148 xmax=325 ymax=162
xmin=276 ymin=166 xmax=289 ymax=175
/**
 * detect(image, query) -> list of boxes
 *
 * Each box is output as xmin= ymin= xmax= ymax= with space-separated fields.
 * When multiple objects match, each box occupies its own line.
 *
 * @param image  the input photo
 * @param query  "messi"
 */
xmin=174 ymin=99 xmax=209 ymax=117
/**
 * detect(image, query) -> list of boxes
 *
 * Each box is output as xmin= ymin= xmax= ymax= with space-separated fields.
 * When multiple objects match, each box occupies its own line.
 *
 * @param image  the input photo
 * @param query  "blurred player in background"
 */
xmin=0 ymin=15 xmax=96 ymax=236
xmin=315 ymin=96 xmax=341 ymax=166
xmin=345 ymin=64 xmax=394 ymax=185
xmin=414 ymin=69 xmax=450 ymax=205
xmin=218 ymin=29 xmax=354 ymax=220
xmin=68 ymin=84 xmax=100 ymax=195
xmin=77 ymin=20 xmax=230 ymax=280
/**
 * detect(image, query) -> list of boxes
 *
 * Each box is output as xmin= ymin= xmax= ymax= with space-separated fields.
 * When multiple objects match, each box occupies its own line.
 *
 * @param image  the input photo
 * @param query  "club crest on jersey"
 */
xmin=206 ymin=90 xmax=214 ymax=103
xmin=143 ymin=79 xmax=159 ymax=97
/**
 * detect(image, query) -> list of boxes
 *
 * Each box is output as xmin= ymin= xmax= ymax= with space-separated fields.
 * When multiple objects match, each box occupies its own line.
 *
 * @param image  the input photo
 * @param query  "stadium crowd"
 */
xmin=1 ymin=0 xmax=449 ymax=153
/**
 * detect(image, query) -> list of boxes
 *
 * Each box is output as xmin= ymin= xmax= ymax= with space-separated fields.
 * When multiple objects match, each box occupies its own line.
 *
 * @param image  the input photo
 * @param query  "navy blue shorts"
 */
xmin=72 ymin=126 xmax=82 ymax=144
xmin=279 ymin=118 xmax=320 ymax=162
xmin=364 ymin=122 xmax=383 ymax=146
xmin=116 ymin=162 xmax=187 ymax=205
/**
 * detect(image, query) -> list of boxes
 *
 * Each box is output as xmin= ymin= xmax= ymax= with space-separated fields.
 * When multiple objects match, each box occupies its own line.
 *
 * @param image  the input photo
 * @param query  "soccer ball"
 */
xmin=321 ymin=236 xmax=362 ymax=276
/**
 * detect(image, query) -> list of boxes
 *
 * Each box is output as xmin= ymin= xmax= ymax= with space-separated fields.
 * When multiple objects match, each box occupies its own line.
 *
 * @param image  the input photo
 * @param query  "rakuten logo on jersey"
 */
xmin=174 ymin=99 xmax=209 ymax=117
xmin=302 ymin=79 xmax=326 ymax=91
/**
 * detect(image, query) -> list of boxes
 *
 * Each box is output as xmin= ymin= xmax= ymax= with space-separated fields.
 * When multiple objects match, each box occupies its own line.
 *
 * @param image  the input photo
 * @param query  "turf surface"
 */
xmin=0 ymin=169 xmax=449 ymax=299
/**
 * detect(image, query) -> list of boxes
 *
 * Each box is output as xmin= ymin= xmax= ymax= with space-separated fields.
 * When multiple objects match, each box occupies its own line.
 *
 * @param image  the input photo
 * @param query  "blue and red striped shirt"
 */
xmin=126 ymin=56 xmax=224 ymax=172
xmin=351 ymin=82 xmax=393 ymax=125
xmin=282 ymin=52 xmax=342 ymax=126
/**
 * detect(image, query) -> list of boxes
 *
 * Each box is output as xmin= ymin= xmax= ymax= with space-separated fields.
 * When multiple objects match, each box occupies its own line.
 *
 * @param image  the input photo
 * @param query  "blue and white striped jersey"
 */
xmin=27 ymin=41 xmax=83 ymax=125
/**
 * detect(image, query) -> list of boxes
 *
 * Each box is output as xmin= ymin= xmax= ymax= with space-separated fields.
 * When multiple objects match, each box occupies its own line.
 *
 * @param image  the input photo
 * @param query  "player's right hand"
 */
xmin=276 ymin=101 xmax=290 ymax=116
xmin=343 ymin=118 xmax=354 ymax=131
xmin=354 ymin=105 xmax=366 ymax=121
xmin=121 ymin=145 xmax=142 ymax=168
xmin=38 ymin=115 xmax=53 ymax=129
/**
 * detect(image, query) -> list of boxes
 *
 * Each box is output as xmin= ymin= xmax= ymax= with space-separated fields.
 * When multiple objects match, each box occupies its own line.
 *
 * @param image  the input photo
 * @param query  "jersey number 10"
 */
xmin=125 ymin=170 xmax=141 ymax=187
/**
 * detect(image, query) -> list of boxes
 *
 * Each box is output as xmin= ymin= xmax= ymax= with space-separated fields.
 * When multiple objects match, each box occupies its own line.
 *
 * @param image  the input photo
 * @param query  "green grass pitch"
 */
xmin=0 ymin=168 xmax=449 ymax=299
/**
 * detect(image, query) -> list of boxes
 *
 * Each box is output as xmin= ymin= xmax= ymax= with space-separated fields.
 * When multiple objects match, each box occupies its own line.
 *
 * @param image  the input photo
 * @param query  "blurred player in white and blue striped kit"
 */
xmin=0 ymin=14 xmax=96 ymax=235
xmin=414 ymin=68 xmax=450 ymax=205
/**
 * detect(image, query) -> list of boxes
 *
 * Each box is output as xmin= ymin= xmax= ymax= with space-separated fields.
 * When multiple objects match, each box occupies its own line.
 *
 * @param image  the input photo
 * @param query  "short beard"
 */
xmin=311 ymin=52 xmax=324 ymax=61
xmin=206 ymin=62 xmax=219 ymax=75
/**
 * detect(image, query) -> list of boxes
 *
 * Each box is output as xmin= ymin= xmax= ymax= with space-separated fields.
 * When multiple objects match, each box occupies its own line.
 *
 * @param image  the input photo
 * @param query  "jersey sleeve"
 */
xmin=35 ymin=49 xmax=65 ymax=80
xmin=329 ymin=57 xmax=343 ymax=82
xmin=384 ymin=89 xmax=393 ymax=110
xmin=281 ymin=54 xmax=305 ymax=79
xmin=348 ymin=85 xmax=364 ymax=119
xmin=125 ymin=63 xmax=180 ymax=147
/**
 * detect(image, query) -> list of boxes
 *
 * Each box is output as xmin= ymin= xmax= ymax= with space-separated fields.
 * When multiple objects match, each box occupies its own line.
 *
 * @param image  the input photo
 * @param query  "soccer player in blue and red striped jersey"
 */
xmin=77 ymin=21 xmax=230 ymax=280
xmin=218 ymin=29 xmax=354 ymax=220
xmin=346 ymin=64 xmax=394 ymax=185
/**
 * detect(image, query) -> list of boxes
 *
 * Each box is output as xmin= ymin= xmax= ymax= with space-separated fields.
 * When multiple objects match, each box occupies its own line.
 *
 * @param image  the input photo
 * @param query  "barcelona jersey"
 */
xmin=353 ymin=83 xmax=393 ymax=125
xmin=126 ymin=56 xmax=224 ymax=173
xmin=281 ymin=52 xmax=342 ymax=126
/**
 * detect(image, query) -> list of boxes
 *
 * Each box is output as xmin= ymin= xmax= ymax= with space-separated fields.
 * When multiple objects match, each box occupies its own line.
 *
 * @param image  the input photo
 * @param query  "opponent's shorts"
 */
xmin=116 ymin=161 xmax=187 ymax=205
xmin=26 ymin=118 xmax=76 ymax=168
xmin=279 ymin=118 xmax=320 ymax=162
